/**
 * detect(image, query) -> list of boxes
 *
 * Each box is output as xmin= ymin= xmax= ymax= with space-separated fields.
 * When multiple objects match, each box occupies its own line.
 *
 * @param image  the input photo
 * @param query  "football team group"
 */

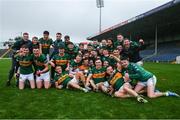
xmin=6 ymin=31 xmax=179 ymax=103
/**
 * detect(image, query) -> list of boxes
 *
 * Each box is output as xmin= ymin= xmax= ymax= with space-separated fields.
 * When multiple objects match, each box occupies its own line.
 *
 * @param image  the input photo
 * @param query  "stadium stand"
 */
xmin=141 ymin=41 xmax=180 ymax=62
xmin=0 ymin=49 xmax=9 ymax=57
xmin=87 ymin=0 xmax=180 ymax=62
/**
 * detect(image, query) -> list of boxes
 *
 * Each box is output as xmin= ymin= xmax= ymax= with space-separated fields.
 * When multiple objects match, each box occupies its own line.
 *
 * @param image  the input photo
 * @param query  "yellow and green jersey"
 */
xmin=79 ymin=65 xmax=89 ymax=72
xmin=70 ymin=60 xmax=82 ymax=70
xmin=65 ymin=47 xmax=78 ymax=60
xmin=125 ymin=63 xmax=153 ymax=82
xmin=39 ymin=38 xmax=53 ymax=55
xmin=33 ymin=54 xmax=48 ymax=71
xmin=16 ymin=54 xmax=33 ymax=74
xmin=108 ymin=70 xmax=124 ymax=91
xmin=54 ymin=72 xmax=72 ymax=88
xmin=51 ymin=53 xmax=70 ymax=70
xmin=101 ymin=55 xmax=116 ymax=66
xmin=89 ymin=67 xmax=107 ymax=84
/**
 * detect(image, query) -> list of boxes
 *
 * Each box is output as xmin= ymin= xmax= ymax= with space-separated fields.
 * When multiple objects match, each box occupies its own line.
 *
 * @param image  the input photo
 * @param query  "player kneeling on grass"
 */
xmin=120 ymin=57 xmax=179 ymax=98
xmin=86 ymin=59 xmax=107 ymax=92
xmin=17 ymin=45 xmax=35 ymax=90
xmin=33 ymin=46 xmax=51 ymax=89
xmin=101 ymin=66 xmax=148 ymax=103
xmin=54 ymin=66 xmax=88 ymax=92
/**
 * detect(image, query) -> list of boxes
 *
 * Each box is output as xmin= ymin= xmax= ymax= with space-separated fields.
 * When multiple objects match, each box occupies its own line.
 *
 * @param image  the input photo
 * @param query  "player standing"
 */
xmin=7 ymin=32 xmax=32 ymax=86
xmin=39 ymin=31 xmax=53 ymax=61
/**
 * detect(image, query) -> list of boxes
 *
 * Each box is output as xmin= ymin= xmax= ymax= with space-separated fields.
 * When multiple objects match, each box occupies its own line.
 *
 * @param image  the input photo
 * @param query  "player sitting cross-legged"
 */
xmin=86 ymin=59 xmax=108 ymax=92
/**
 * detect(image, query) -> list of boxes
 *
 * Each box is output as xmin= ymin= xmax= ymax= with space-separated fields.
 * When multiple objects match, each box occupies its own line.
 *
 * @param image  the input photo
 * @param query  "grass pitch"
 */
xmin=0 ymin=59 xmax=180 ymax=119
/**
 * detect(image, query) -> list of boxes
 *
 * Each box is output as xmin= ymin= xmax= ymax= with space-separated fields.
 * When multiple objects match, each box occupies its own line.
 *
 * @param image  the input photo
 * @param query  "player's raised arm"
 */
xmin=48 ymin=60 xmax=55 ymax=68
xmin=109 ymin=54 xmax=121 ymax=63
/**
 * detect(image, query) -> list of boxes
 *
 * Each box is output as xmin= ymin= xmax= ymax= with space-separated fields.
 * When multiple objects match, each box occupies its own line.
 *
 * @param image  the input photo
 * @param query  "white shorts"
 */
xmin=103 ymin=81 xmax=110 ymax=88
xmin=136 ymin=61 xmax=143 ymax=66
xmin=69 ymin=69 xmax=80 ymax=75
xmin=102 ymin=81 xmax=125 ymax=92
xmin=36 ymin=71 xmax=50 ymax=82
xmin=46 ymin=54 xmax=50 ymax=61
xmin=66 ymin=77 xmax=77 ymax=89
xmin=70 ymin=76 xmax=79 ymax=84
xmin=19 ymin=73 xmax=34 ymax=82
xmin=117 ymin=86 xmax=124 ymax=92
xmin=137 ymin=75 xmax=157 ymax=87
